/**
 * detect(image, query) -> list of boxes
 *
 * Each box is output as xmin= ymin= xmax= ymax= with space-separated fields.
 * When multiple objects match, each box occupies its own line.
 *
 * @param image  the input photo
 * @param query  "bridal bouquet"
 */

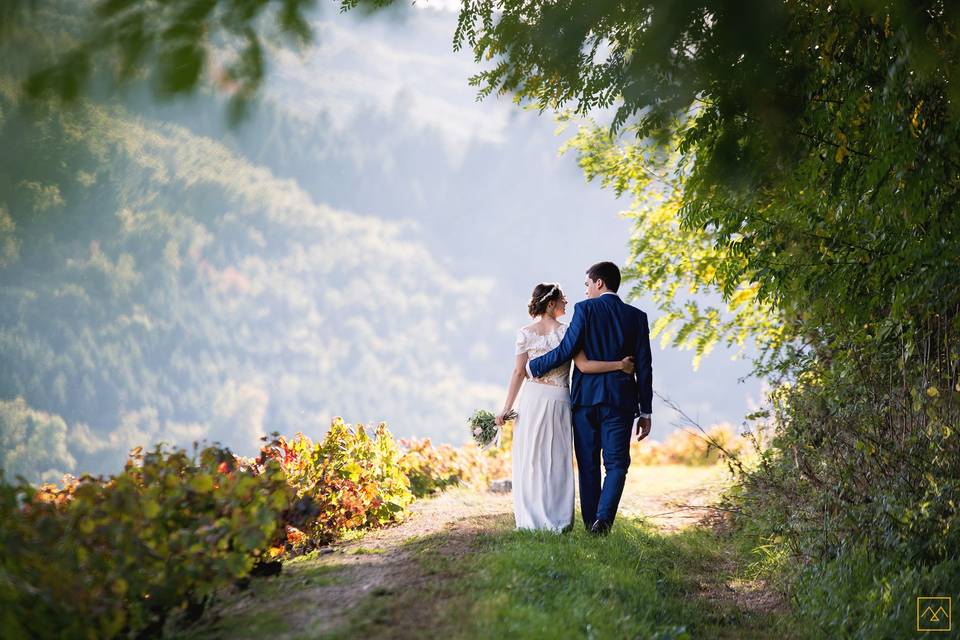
xmin=468 ymin=409 xmax=516 ymax=450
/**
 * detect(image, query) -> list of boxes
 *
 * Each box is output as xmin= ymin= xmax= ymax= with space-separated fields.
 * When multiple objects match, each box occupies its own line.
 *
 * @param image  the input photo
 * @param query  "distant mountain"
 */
xmin=0 ymin=95 xmax=501 ymax=480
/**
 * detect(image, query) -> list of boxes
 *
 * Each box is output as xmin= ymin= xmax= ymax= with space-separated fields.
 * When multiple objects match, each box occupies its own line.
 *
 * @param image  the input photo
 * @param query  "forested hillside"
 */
xmin=0 ymin=86 xmax=500 ymax=481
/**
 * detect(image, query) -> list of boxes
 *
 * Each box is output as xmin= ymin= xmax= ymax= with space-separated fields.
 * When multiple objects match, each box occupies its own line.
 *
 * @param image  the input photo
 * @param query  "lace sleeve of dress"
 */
xmin=514 ymin=328 xmax=527 ymax=355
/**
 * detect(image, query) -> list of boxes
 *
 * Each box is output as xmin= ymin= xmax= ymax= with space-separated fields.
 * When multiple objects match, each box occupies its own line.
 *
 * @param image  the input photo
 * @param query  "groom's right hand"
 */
xmin=634 ymin=416 xmax=651 ymax=441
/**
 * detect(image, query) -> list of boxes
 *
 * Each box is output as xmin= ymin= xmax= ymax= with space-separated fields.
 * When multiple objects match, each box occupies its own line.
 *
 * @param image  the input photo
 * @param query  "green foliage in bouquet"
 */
xmin=468 ymin=409 xmax=516 ymax=449
xmin=0 ymin=442 xmax=291 ymax=639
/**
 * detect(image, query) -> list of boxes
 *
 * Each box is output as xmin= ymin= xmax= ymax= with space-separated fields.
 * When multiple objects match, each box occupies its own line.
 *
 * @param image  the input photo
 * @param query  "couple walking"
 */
xmin=496 ymin=261 xmax=653 ymax=535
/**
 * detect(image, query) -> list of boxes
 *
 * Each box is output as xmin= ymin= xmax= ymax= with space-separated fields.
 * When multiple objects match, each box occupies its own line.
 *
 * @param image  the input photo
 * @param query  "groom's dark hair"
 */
xmin=586 ymin=261 xmax=621 ymax=292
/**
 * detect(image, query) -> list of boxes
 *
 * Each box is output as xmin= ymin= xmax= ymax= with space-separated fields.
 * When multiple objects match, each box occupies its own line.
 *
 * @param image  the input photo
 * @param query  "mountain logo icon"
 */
xmin=917 ymin=596 xmax=952 ymax=632
xmin=923 ymin=606 xmax=948 ymax=622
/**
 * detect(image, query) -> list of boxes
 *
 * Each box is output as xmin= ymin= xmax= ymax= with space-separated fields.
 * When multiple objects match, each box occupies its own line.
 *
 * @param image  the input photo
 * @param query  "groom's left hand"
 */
xmin=634 ymin=416 xmax=651 ymax=441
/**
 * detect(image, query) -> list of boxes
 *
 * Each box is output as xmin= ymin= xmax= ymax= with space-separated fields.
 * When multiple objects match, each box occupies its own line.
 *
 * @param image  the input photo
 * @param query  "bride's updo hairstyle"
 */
xmin=528 ymin=283 xmax=563 ymax=317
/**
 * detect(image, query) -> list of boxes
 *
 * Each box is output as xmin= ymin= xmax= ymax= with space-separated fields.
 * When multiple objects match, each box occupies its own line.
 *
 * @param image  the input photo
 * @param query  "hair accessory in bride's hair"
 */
xmin=537 ymin=283 xmax=561 ymax=303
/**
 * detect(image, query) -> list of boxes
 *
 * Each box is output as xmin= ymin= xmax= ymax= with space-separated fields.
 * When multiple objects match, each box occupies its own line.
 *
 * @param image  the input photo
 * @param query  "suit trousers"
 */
xmin=572 ymin=403 xmax=634 ymax=528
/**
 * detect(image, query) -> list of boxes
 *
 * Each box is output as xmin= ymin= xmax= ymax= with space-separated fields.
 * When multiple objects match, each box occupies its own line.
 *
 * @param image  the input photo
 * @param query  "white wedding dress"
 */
xmin=512 ymin=323 xmax=575 ymax=533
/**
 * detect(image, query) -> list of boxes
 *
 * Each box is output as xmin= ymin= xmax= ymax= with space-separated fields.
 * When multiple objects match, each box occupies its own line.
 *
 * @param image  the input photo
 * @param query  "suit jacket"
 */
xmin=528 ymin=293 xmax=652 ymax=417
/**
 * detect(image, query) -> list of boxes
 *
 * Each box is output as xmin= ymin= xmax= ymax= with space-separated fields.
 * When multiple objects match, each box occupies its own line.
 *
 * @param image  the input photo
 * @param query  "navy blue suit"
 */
xmin=528 ymin=293 xmax=652 ymax=528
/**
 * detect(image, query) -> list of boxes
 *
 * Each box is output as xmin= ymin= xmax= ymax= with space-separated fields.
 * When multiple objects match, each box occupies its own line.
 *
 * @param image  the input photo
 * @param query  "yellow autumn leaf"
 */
xmin=730 ymin=285 xmax=758 ymax=308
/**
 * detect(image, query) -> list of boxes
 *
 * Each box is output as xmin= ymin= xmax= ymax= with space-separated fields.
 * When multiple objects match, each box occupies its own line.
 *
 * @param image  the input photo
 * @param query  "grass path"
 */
xmin=170 ymin=465 xmax=798 ymax=639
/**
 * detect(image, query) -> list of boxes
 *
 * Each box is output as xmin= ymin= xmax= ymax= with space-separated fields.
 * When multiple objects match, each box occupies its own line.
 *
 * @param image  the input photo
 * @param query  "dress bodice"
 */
xmin=515 ymin=323 xmax=571 ymax=389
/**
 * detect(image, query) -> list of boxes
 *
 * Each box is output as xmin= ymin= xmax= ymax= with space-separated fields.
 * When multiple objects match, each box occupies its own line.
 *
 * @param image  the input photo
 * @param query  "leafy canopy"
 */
xmin=5 ymin=0 xmax=368 ymax=122
xmin=451 ymin=1 xmax=960 ymax=369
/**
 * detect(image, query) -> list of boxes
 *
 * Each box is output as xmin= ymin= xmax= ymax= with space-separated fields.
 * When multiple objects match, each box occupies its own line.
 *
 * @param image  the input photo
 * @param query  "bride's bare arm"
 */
xmin=574 ymin=351 xmax=635 ymax=374
xmin=497 ymin=351 xmax=529 ymax=425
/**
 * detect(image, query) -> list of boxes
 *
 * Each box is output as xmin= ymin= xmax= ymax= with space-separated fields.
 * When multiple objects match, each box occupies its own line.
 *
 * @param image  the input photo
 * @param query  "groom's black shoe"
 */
xmin=589 ymin=519 xmax=612 ymax=536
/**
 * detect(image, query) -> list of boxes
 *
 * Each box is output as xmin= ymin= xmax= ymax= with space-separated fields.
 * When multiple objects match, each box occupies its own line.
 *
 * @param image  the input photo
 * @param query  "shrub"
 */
xmin=398 ymin=419 xmax=515 ymax=495
xmin=791 ymin=543 xmax=960 ymax=639
xmin=0 ymin=442 xmax=291 ymax=638
xmin=258 ymin=418 xmax=414 ymax=546
xmin=0 ymin=417 xmax=518 ymax=638
xmin=398 ymin=437 xmax=464 ymax=497
xmin=631 ymin=424 xmax=753 ymax=466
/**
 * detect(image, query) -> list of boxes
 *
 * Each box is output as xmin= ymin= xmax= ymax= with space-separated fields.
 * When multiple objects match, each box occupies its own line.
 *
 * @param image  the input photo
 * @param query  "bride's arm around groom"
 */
xmin=526 ymin=295 xmax=653 ymax=442
xmin=525 ymin=299 xmax=589 ymax=377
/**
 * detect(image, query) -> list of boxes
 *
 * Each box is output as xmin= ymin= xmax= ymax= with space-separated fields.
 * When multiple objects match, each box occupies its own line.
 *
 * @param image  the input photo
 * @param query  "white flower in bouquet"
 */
xmin=468 ymin=408 xmax=517 ymax=449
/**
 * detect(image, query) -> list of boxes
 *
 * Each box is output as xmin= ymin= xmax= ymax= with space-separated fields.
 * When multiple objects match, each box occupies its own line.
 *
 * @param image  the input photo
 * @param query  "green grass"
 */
xmin=321 ymin=513 xmax=803 ymax=640
xmin=347 ymin=546 xmax=385 ymax=555
xmin=441 ymin=519 xmax=790 ymax=639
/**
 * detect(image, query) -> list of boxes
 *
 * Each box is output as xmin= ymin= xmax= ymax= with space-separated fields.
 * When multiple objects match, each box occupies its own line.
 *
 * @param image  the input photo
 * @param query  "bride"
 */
xmin=496 ymin=282 xmax=635 ymax=533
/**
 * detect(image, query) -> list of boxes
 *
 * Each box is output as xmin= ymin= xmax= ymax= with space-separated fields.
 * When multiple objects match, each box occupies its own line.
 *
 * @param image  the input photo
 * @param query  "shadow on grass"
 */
xmin=327 ymin=513 xmax=801 ymax=640
xmin=166 ymin=553 xmax=345 ymax=640
xmin=167 ymin=508 xmax=799 ymax=640
xmin=318 ymin=511 xmax=515 ymax=640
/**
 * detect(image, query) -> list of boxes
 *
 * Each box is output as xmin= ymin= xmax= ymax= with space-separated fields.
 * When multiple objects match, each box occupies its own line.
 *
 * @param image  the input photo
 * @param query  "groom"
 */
xmin=527 ymin=261 xmax=653 ymax=536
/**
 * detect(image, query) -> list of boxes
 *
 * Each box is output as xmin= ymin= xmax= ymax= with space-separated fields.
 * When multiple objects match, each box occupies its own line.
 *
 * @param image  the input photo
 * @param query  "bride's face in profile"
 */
xmin=548 ymin=294 xmax=568 ymax=318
